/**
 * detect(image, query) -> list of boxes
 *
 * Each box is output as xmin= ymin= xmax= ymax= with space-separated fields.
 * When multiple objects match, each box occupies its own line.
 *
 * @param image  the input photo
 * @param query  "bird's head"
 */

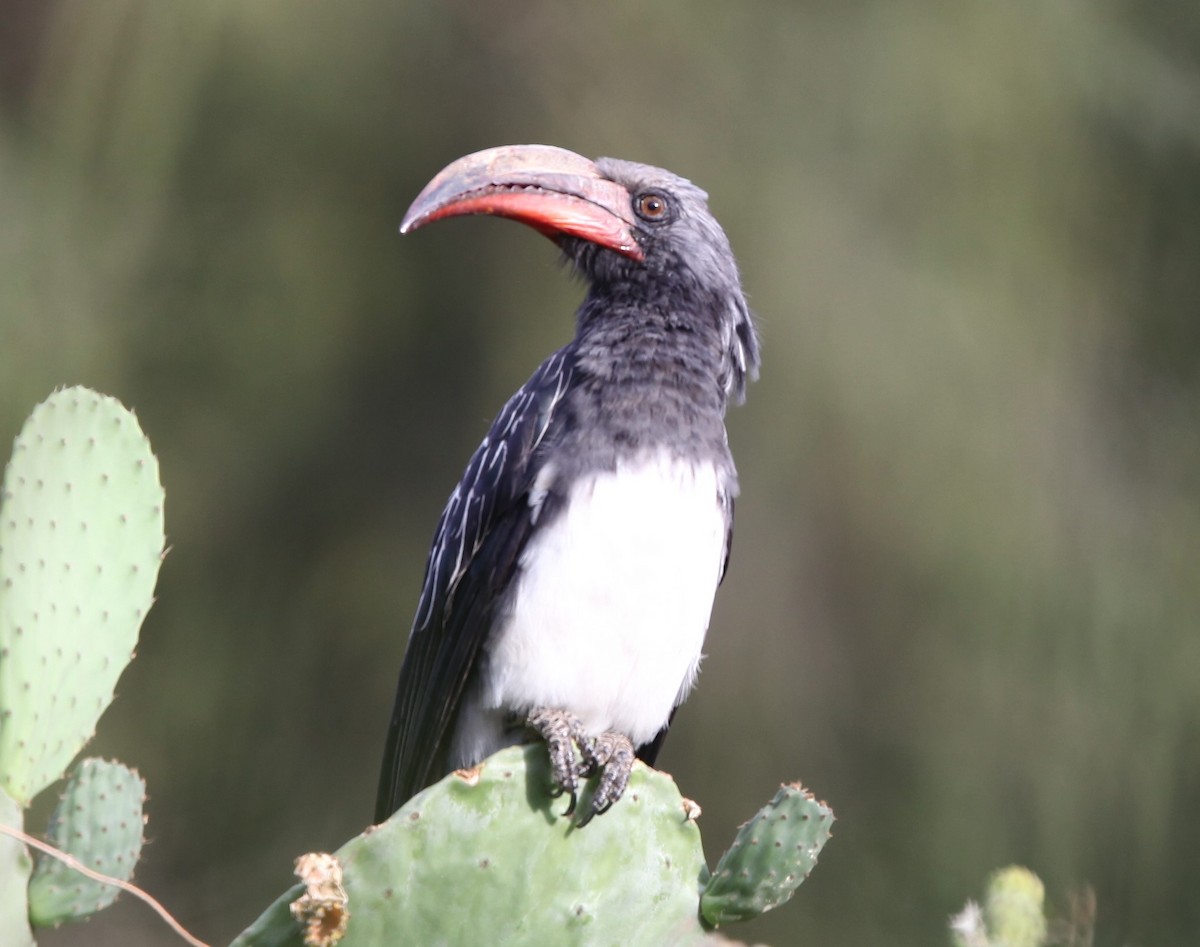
xmin=401 ymin=144 xmax=760 ymax=402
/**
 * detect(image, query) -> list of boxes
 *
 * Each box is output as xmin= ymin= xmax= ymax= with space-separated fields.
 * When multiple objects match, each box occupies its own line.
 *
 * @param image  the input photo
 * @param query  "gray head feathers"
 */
xmin=575 ymin=157 xmax=761 ymax=403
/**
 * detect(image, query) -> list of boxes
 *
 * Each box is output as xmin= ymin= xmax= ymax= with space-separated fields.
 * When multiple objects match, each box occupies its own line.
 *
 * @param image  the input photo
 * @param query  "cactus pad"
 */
xmin=1 ymin=787 xmax=35 ymax=947
xmin=983 ymin=866 xmax=1047 ymax=947
xmin=0 ymin=387 xmax=165 ymax=805
xmin=235 ymin=748 xmax=835 ymax=945
xmin=232 ymin=744 xmax=714 ymax=947
xmin=27 ymin=757 xmax=147 ymax=925
xmin=699 ymin=782 xmax=834 ymax=926
xmin=951 ymin=866 xmax=1049 ymax=947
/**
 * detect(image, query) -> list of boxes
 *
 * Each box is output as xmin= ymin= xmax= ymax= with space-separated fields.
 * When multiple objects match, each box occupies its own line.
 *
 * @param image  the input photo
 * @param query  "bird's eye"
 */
xmin=635 ymin=192 xmax=670 ymax=222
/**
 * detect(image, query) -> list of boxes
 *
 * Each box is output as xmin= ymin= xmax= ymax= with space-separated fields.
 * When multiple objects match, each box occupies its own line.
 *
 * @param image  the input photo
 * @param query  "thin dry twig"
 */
xmin=0 ymin=822 xmax=211 ymax=947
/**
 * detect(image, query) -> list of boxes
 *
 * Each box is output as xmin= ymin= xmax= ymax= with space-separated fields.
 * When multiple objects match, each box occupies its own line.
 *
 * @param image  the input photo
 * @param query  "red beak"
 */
xmin=400 ymin=144 xmax=645 ymax=261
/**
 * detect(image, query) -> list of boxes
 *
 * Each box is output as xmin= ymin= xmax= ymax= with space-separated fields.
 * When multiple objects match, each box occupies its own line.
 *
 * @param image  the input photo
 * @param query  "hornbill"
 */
xmin=376 ymin=144 xmax=759 ymax=825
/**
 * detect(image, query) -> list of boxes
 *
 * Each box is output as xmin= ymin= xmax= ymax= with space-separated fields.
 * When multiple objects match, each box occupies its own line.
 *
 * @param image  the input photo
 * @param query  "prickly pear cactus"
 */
xmin=699 ymin=782 xmax=834 ymax=926
xmin=0 ymin=387 xmax=163 ymax=946
xmin=950 ymin=866 xmax=1048 ymax=947
xmin=985 ymin=866 xmax=1047 ymax=947
xmin=0 ymin=386 xmax=165 ymax=806
xmin=233 ymin=745 xmax=833 ymax=947
xmin=234 ymin=745 xmax=710 ymax=947
xmin=1 ymin=786 xmax=34 ymax=947
xmin=27 ymin=757 xmax=147 ymax=926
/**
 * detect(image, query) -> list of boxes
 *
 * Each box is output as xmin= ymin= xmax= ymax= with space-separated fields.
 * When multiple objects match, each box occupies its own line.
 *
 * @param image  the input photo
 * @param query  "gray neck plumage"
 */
xmin=561 ymin=235 xmax=760 ymax=411
xmin=563 ymin=280 xmax=736 ymax=467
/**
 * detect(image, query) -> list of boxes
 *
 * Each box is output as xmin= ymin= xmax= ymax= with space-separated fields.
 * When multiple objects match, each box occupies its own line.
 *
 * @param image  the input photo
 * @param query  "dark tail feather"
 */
xmin=635 ymin=712 xmax=676 ymax=766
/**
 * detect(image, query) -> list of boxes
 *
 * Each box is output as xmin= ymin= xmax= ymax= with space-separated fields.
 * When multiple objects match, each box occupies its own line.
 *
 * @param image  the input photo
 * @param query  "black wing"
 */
xmin=375 ymin=347 xmax=574 ymax=822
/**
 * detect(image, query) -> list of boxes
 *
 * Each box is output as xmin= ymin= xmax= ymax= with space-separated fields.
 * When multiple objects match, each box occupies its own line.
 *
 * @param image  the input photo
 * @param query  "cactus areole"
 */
xmin=377 ymin=145 xmax=760 ymax=825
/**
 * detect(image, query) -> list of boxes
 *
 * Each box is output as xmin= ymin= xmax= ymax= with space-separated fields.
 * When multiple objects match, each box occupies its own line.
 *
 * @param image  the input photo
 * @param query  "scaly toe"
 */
xmin=579 ymin=731 xmax=635 ymax=824
xmin=526 ymin=707 xmax=589 ymax=802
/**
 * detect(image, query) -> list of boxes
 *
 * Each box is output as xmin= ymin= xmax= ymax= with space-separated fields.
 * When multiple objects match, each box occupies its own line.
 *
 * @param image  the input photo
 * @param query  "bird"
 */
xmin=376 ymin=144 xmax=760 ymax=826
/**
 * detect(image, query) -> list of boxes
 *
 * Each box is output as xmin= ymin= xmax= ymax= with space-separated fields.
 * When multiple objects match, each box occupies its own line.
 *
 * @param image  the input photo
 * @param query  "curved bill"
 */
xmin=400 ymin=144 xmax=644 ymax=261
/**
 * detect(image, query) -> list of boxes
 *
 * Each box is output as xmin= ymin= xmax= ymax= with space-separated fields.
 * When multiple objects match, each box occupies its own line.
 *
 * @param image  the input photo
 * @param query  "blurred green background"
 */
xmin=3 ymin=1 xmax=1199 ymax=944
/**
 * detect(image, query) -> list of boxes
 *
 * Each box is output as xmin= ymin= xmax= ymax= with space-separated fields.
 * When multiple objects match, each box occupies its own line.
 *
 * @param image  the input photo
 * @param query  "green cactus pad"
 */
xmin=699 ymin=782 xmax=834 ymax=927
xmin=232 ymin=883 xmax=305 ymax=947
xmin=0 ymin=787 xmax=35 ymax=947
xmin=27 ymin=757 xmax=146 ymax=926
xmin=232 ymin=744 xmax=715 ymax=947
xmin=984 ymin=866 xmax=1047 ymax=947
xmin=0 ymin=387 xmax=165 ymax=805
xmin=950 ymin=866 xmax=1049 ymax=947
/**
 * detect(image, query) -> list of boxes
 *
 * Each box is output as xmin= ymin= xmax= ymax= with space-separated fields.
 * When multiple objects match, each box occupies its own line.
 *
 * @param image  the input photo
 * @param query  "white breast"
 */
xmin=480 ymin=450 xmax=728 ymax=748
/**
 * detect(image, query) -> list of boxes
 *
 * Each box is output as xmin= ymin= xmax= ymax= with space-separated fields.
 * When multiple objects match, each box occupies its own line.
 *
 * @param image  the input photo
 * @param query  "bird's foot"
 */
xmin=525 ymin=708 xmax=594 ymax=816
xmin=524 ymin=710 xmax=635 ymax=824
xmin=575 ymin=730 xmax=635 ymax=827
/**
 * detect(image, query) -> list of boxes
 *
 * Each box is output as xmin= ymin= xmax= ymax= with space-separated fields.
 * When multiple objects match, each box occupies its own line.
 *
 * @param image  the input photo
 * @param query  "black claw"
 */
xmin=574 ymin=804 xmax=596 ymax=828
xmin=526 ymin=710 xmax=638 ymax=824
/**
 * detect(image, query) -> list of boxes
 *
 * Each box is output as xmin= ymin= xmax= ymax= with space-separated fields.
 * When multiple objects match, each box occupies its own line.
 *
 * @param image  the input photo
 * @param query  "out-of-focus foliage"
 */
xmin=2 ymin=1 xmax=1199 ymax=944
